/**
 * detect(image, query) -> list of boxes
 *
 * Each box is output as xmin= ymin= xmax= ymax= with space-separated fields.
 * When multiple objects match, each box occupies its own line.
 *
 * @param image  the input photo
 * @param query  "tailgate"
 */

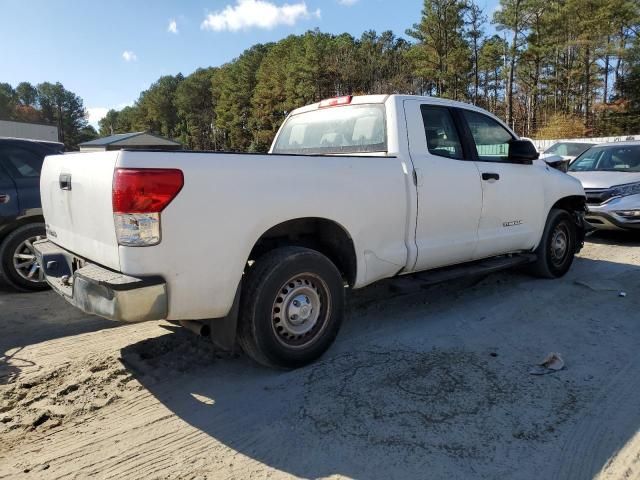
xmin=40 ymin=151 xmax=120 ymax=270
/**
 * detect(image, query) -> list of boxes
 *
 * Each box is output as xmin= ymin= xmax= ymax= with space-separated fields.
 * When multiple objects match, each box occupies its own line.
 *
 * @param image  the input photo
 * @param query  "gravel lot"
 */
xmin=1 ymin=233 xmax=639 ymax=479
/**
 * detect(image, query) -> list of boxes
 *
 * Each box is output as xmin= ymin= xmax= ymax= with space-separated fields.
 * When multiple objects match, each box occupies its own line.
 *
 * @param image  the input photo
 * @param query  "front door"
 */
xmin=404 ymin=100 xmax=483 ymax=271
xmin=457 ymin=109 xmax=546 ymax=259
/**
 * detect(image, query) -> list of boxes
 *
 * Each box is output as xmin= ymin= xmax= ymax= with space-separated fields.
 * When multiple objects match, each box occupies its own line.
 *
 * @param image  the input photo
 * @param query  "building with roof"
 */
xmin=78 ymin=132 xmax=182 ymax=152
xmin=0 ymin=119 xmax=59 ymax=142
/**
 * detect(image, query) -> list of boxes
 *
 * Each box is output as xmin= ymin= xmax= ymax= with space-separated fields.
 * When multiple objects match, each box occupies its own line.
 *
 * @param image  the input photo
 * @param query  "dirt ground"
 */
xmin=1 ymin=233 xmax=639 ymax=480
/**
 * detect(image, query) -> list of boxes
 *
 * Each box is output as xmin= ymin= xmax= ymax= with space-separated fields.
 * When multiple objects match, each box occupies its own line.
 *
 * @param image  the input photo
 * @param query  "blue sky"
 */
xmin=1 ymin=0 xmax=499 ymax=127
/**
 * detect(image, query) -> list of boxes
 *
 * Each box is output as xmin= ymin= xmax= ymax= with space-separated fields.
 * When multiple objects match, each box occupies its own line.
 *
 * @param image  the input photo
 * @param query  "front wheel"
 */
xmin=237 ymin=247 xmax=345 ymax=369
xmin=529 ymin=209 xmax=577 ymax=278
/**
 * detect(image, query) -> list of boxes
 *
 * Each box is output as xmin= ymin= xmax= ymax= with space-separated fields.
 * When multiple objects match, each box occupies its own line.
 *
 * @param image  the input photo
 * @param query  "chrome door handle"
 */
xmin=0 ymin=193 xmax=10 ymax=204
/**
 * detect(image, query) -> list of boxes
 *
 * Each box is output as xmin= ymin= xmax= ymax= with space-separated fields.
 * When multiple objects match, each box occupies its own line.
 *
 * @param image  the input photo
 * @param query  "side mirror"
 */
xmin=544 ymin=157 xmax=570 ymax=172
xmin=508 ymin=139 xmax=539 ymax=164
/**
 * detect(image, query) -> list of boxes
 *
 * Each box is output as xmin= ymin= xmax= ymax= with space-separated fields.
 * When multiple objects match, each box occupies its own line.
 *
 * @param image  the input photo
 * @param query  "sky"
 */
xmin=1 ymin=0 xmax=499 ymax=128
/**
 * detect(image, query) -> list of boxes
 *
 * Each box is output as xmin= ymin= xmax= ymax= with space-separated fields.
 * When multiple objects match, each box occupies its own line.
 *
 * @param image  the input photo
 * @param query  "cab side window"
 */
xmin=461 ymin=110 xmax=513 ymax=162
xmin=420 ymin=105 xmax=464 ymax=160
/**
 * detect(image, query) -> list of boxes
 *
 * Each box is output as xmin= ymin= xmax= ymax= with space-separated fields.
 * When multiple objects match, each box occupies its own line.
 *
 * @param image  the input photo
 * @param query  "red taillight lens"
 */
xmin=319 ymin=95 xmax=353 ymax=108
xmin=112 ymin=168 xmax=184 ymax=213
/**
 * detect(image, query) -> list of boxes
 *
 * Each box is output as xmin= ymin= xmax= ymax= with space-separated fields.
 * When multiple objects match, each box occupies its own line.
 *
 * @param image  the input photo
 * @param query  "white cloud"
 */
xmin=201 ymin=0 xmax=320 ymax=32
xmin=168 ymin=19 xmax=178 ymax=34
xmin=87 ymin=107 xmax=109 ymax=127
xmin=122 ymin=50 xmax=137 ymax=62
xmin=338 ymin=0 xmax=358 ymax=5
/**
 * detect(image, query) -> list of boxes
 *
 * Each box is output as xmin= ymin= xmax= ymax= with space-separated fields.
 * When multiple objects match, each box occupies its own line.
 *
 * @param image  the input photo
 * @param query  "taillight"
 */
xmin=112 ymin=168 xmax=183 ymax=246
xmin=318 ymin=95 xmax=353 ymax=108
xmin=113 ymin=168 xmax=183 ymax=213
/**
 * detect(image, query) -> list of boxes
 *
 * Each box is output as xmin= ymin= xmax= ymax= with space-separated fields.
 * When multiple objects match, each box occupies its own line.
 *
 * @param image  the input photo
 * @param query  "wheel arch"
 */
xmin=0 ymin=215 xmax=45 ymax=246
xmin=248 ymin=217 xmax=358 ymax=287
xmin=550 ymin=195 xmax=587 ymax=214
xmin=534 ymin=195 xmax=587 ymax=252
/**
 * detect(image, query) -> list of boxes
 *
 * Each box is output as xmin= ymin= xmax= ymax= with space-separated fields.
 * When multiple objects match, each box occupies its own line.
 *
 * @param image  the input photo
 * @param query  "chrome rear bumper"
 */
xmin=33 ymin=239 xmax=167 ymax=322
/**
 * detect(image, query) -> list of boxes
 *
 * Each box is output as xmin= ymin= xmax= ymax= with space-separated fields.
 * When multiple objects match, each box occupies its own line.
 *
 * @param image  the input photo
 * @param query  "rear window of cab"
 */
xmin=272 ymin=104 xmax=387 ymax=155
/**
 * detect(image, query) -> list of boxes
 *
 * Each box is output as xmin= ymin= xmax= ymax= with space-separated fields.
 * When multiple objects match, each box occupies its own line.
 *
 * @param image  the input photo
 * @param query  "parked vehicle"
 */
xmin=0 ymin=138 xmax=64 ymax=290
xmin=568 ymin=141 xmax=640 ymax=231
xmin=35 ymin=95 xmax=587 ymax=368
xmin=539 ymin=141 xmax=598 ymax=172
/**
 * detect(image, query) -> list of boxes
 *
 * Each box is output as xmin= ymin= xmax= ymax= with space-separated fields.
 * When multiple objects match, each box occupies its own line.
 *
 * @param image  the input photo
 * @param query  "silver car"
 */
xmin=568 ymin=141 xmax=640 ymax=231
xmin=540 ymin=141 xmax=598 ymax=171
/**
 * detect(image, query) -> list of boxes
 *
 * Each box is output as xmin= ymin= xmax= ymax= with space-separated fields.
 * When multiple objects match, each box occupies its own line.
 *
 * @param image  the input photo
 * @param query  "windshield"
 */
xmin=272 ymin=104 xmax=387 ymax=155
xmin=569 ymin=145 xmax=640 ymax=172
xmin=544 ymin=142 xmax=594 ymax=157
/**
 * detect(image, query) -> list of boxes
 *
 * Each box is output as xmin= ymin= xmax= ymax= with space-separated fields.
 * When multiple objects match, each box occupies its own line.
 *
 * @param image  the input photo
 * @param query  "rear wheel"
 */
xmin=0 ymin=223 xmax=49 ymax=291
xmin=529 ymin=209 xmax=576 ymax=278
xmin=238 ymin=246 xmax=344 ymax=369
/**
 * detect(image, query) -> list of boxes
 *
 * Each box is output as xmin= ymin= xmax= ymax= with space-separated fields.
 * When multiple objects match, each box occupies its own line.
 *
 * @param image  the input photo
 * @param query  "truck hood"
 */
xmin=540 ymin=153 xmax=572 ymax=161
xmin=569 ymin=171 xmax=640 ymax=189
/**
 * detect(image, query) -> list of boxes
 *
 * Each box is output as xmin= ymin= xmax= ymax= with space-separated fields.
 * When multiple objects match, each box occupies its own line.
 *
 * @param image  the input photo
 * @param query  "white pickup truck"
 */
xmin=35 ymin=95 xmax=587 ymax=368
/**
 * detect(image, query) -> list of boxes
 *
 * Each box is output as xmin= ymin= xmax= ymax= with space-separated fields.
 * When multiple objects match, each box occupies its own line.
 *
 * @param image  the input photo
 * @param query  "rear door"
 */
xmin=404 ymin=100 xmax=483 ymax=270
xmin=457 ymin=109 xmax=545 ymax=258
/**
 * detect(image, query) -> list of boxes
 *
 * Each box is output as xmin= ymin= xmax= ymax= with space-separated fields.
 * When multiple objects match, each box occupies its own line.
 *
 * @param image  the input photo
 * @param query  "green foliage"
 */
xmin=535 ymin=114 xmax=587 ymax=138
xmin=36 ymin=82 xmax=93 ymax=149
xmin=0 ymin=83 xmax=16 ymax=119
xmin=0 ymin=81 xmax=94 ymax=149
xmin=98 ymin=109 xmax=120 ymax=136
xmin=407 ymin=0 xmax=471 ymax=99
xmin=174 ymin=68 xmax=217 ymax=150
xmin=15 ymin=82 xmax=38 ymax=107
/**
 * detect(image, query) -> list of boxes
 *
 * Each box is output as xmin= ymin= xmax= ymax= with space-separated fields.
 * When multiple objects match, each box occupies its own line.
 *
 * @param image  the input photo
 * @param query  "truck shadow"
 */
xmin=586 ymin=229 xmax=640 ymax=246
xmin=120 ymin=256 xmax=640 ymax=479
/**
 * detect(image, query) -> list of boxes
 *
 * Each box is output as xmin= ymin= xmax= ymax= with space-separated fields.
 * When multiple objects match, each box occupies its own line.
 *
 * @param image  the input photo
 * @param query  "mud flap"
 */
xmin=573 ymin=210 xmax=592 ymax=253
xmin=207 ymin=282 xmax=241 ymax=353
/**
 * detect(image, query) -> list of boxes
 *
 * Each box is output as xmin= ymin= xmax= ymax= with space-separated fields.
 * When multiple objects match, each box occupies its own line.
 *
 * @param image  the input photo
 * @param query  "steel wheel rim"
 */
xmin=550 ymin=224 xmax=570 ymax=267
xmin=271 ymin=273 xmax=331 ymax=349
xmin=12 ymin=235 xmax=45 ymax=283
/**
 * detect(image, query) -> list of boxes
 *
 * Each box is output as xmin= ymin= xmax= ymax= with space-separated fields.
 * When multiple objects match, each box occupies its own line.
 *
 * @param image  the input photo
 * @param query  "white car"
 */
xmin=568 ymin=141 xmax=640 ymax=230
xmin=35 ymin=95 xmax=587 ymax=368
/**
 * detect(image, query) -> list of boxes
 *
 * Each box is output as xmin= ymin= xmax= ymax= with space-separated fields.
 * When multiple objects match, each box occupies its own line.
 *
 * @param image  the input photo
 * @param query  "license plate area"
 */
xmin=34 ymin=240 xmax=85 ymax=297
xmin=72 ymin=256 xmax=86 ymax=273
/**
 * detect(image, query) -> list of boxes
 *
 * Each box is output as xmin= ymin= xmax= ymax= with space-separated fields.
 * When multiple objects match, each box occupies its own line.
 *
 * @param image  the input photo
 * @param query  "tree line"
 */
xmin=100 ymin=0 xmax=640 ymax=151
xmin=0 ymin=81 xmax=97 ymax=148
xmin=2 ymin=0 xmax=639 ymax=151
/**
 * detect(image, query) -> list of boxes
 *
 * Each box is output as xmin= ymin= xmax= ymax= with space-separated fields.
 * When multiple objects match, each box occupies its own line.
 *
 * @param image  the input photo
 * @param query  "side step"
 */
xmin=413 ymin=253 xmax=537 ymax=286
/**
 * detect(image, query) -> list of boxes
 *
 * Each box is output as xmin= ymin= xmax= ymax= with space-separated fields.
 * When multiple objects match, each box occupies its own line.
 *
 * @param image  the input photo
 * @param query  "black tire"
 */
xmin=0 ymin=223 xmax=49 ymax=292
xmin=529 ymin=209 xmax=576 ymax=279
xmin=238 ymin=246 xmax=345 ymax=369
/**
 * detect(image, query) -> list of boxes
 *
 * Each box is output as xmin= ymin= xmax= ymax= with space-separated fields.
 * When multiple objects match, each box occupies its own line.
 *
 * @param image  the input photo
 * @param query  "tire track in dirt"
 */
xmin=552 ymin=358 xmax=640 ymax=480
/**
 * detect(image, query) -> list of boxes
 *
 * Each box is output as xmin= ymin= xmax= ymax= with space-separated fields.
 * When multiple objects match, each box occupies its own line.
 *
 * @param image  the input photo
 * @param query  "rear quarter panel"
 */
xmin=116 ymin=151 xmax=412 ymax=320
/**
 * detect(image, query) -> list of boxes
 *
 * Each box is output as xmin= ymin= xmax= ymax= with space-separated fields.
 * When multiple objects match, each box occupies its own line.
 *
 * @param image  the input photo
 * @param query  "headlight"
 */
xmin=615 ymin=210 xmax=640 ymax=219
xmin=610 ymin=182 xmax=640 ymax=198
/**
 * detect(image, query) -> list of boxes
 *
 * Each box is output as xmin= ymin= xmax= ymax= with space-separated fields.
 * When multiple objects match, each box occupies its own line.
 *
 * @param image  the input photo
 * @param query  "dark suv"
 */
xmin=0 ymin=138 xmax=64 ymax=290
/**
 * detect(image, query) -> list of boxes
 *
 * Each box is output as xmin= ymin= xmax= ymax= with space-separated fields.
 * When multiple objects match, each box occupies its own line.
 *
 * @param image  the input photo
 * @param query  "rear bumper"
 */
xmin=33 ymin=239 xmax=168 ymax=322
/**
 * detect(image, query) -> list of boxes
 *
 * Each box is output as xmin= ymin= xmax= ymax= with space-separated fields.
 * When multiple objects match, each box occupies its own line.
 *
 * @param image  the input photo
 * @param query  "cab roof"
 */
xmin=289 ymin=94 xmax=507 ymax=118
